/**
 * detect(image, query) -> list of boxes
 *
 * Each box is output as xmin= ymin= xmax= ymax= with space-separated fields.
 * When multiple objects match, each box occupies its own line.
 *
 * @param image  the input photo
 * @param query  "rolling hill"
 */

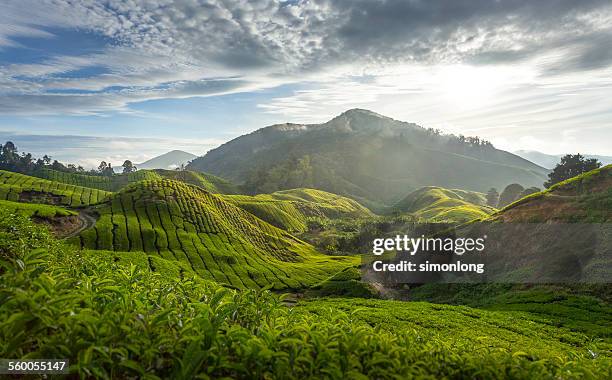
xmin=74 ymin=179 xmax=356 ymax=290
xmin=188 ymin=109 xmax=549 ymax=207
xmin=222 ymin=188 xmax=373 ymax=232
xmin=0 ymin=169 xmax=110 ymax=206
xmin=33 ymin=168 xmax=239 ymax=194
xmin=391 ymin=186 xmax=496 ymax=223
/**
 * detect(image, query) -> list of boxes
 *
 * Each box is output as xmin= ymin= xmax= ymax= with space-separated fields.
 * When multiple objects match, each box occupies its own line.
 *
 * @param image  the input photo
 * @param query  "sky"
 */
xmin=1 ymin=0 xmax=611 ymax=168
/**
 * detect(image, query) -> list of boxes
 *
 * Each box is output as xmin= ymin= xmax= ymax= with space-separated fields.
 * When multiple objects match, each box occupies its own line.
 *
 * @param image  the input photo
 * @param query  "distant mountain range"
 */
xmin=514 ymin=150 xmax=612 ymax=169
xmin=137 ymin=150 xmax=196 ymax=170
xmin=188 ymin=109 xmax=549 ymax=208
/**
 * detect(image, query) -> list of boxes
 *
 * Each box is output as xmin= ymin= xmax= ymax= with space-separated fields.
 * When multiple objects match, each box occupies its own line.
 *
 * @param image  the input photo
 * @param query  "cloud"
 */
xmin=0 ymin=0 xmax=611 ymax=116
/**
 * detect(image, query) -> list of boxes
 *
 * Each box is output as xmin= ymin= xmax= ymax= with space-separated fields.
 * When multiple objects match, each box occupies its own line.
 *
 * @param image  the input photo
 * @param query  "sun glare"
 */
xmin=437 ymin=65 xmax=515 ymax=109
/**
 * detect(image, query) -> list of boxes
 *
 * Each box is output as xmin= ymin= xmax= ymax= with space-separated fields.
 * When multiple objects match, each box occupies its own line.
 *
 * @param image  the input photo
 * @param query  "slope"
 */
xmin=222 ymin=188 xmax=373 ymax=232
xmin=153 ymin=169 xmax=240 ymax=194
xmin=490 ymin=164 xmax=612 ymax=223
xmin=0 ymin=169 xmax=110 ymax=206
xmin=451 ymin=165 xmax=612 ymax=283
xmin=34 ymin=168 xmax=239 ymax=194
xmin=33 ymin=168 xmax=162 ymax=192
xmin=74 ymin=179 xmax=356 ymax=290
xmin=391 ymin=186 xmax=496 ymax=223
xmin=189 ymin=109 xmax=548 ymax=205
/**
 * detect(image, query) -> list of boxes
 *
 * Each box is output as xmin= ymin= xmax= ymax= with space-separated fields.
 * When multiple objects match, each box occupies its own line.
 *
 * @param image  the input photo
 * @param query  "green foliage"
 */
xmin=391 ymin=186 xmax=496 ymax=223
xmin=153 ymin=169 xmax=240 ymax=194
xmin=34 ymin=168 xmax=162 ymax=192
xmin=496 ymin=164 xmax=612 ymax=219
xmin=545 ymin=153 xmax=602 ymax=188
xmin=1 ymin=213 xmax=610 ymax=379
xmin=0 ymin=199 xmax=76 ymax=219
xmin=0 ymin=170 xmax=111 ymax=207
xmin=76 ymin=179 xmax=357 ymax=290
xmin=308 ymin=267 xmax=378 ymax=298
xmin=497 ymin=183 xmax=525 ymax=208
xmin=223 ymin=188 xmax=372 ymax=232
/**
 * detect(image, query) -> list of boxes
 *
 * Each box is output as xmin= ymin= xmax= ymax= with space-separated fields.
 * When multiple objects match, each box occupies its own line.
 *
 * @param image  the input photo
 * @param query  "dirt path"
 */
xmin=64 ymin=211 xmax=97 ymax=239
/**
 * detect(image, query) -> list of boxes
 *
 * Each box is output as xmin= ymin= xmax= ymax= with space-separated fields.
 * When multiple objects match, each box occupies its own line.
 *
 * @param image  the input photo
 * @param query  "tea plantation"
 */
xmin=223 ymin=188 xmax=372 ymax=232
xmin=0 ymin=170 xmax=110 ymax=206
xmin=74 ymin=179 xmax=357 ymax=290
xmin=1 ymin=210 xmax=610 ymax=379
xmin=33 ymin=168 xmax=163 ymax=192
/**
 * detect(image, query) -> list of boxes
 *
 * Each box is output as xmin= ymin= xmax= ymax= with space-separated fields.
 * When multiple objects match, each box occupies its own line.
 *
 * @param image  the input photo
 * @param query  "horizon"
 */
xmin=2 ymin=1 xmax=612 ymax=166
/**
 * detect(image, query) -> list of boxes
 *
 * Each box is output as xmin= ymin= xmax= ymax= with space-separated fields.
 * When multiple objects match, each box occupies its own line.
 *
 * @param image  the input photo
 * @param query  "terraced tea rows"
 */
xmin=76 ymin=179 xmax=356 ymax=289
xmin=0 ymin=199 xmax=76 ymax=218
xmin=153 ymin=169 xmax=240 ymax=194
xmin=223 ymin=188 xmax=373 ymax=232
xmin=34 ymin=168 xmax=162 ymax=191
xmin=0 ymin=170 xmax=110 ymax=206
xmin=391 ymin=186 xmax=496 ymax=223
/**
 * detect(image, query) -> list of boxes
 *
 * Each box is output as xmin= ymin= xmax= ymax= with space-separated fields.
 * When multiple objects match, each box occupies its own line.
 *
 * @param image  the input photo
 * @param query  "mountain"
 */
xmin=136 ymin=150 xmax=197 ymax=170
xmin=391 ymin=186 xmax=496 ymax=223
xmin=188 ymin=109 xmax=549 ymax=207
xmin=514 ymin=150 xmax=612 ymax=169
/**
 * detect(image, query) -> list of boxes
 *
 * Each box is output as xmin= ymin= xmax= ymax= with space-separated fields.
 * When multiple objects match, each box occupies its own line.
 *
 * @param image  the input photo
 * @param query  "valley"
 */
xmin=0 ymin=123 xmax=610 ymax=379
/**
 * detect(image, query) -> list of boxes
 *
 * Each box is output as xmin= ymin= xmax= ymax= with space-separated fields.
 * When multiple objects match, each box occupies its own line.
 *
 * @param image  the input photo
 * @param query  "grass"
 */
xmin=1 ymin=211 xmax=610 ymax=379
xmin=0 ymin=199 xmax=76 ymax=218
xmin=75 ymin=179 xmax=357 ymax=290
xmin=0 ymin=170 xmax=111 ymax=207
xmin=223 ymin=188 xmax=372 ymax=232
xmin=391 ymin=186 xmax=496 ymax=223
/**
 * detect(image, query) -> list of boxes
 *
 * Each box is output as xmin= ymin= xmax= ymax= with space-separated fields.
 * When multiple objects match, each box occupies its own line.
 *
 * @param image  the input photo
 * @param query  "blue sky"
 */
xmin=1 ymin=0 xmax=612 ymax=168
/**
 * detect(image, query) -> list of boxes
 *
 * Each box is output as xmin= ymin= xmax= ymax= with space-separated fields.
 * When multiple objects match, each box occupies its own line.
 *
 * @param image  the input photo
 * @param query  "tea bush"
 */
xmin=2 ymin=210 xmax=611 ymax=379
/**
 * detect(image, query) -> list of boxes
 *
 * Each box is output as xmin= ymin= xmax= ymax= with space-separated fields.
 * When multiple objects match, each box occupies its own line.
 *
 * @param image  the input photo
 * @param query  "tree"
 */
xmin=122 ymin=160 xmax=136 ymax=174
xmin=98 ymin=161 xmax=108 ymax=173
xmin=497 ymin=183 xmax=525 ymax=208
xmin=519 ymin=187 xmax=540 ymax=199
xmin=544 ymin=154 xmax=601 ymax=188
xmin=485 ymin=188 xmax=499 ymax=207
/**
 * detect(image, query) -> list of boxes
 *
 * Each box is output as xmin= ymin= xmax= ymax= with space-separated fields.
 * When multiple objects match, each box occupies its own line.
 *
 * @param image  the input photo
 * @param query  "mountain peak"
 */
xmin=339 ymin=108 xmax=385 ymax=119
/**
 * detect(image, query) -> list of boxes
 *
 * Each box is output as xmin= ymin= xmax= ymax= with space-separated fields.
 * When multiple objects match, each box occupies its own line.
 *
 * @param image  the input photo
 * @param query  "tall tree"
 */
xmin=122 ymin=160 xmax=136 ymax=174
xmin=497 ymin=183 xmax=525 ymax=208
xmin=544 ymin=154 xmax=601 ymax=188
xmin=485 ymin=188 xmax=499 ymax=207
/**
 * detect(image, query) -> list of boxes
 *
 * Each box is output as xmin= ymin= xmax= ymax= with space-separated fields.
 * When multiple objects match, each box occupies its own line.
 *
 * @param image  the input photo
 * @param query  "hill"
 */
xmin=2 ymin=212 xmax=609 ymax=378
xmin=222 ymin=188 xmax=373 ymax=232
xmin=33 ymin=168 xmax=161 ymax=192
xmin=188 ymin=109 xmax=548 ymax=206
xmin=391 ymin=186 xmax=496 ymax=223
xmin=0 ymin=169 xmax=110 ymax=206
xmin=137 ymin=150 xmax=197 ymax=170
xmin=515 ymin=150 xmax=612 ymax=169
xmin=34 ymin=168 xmax=239 ymax=194
xmin=490 ymin=164 xmax=612 ymax=223
xmin=74 ymin=179 xmax=356 ymax=290
xmin=447 ymin=165 xmax=612 ymax=283
xmin=153 ymin=169 xmax=240 ymax=194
